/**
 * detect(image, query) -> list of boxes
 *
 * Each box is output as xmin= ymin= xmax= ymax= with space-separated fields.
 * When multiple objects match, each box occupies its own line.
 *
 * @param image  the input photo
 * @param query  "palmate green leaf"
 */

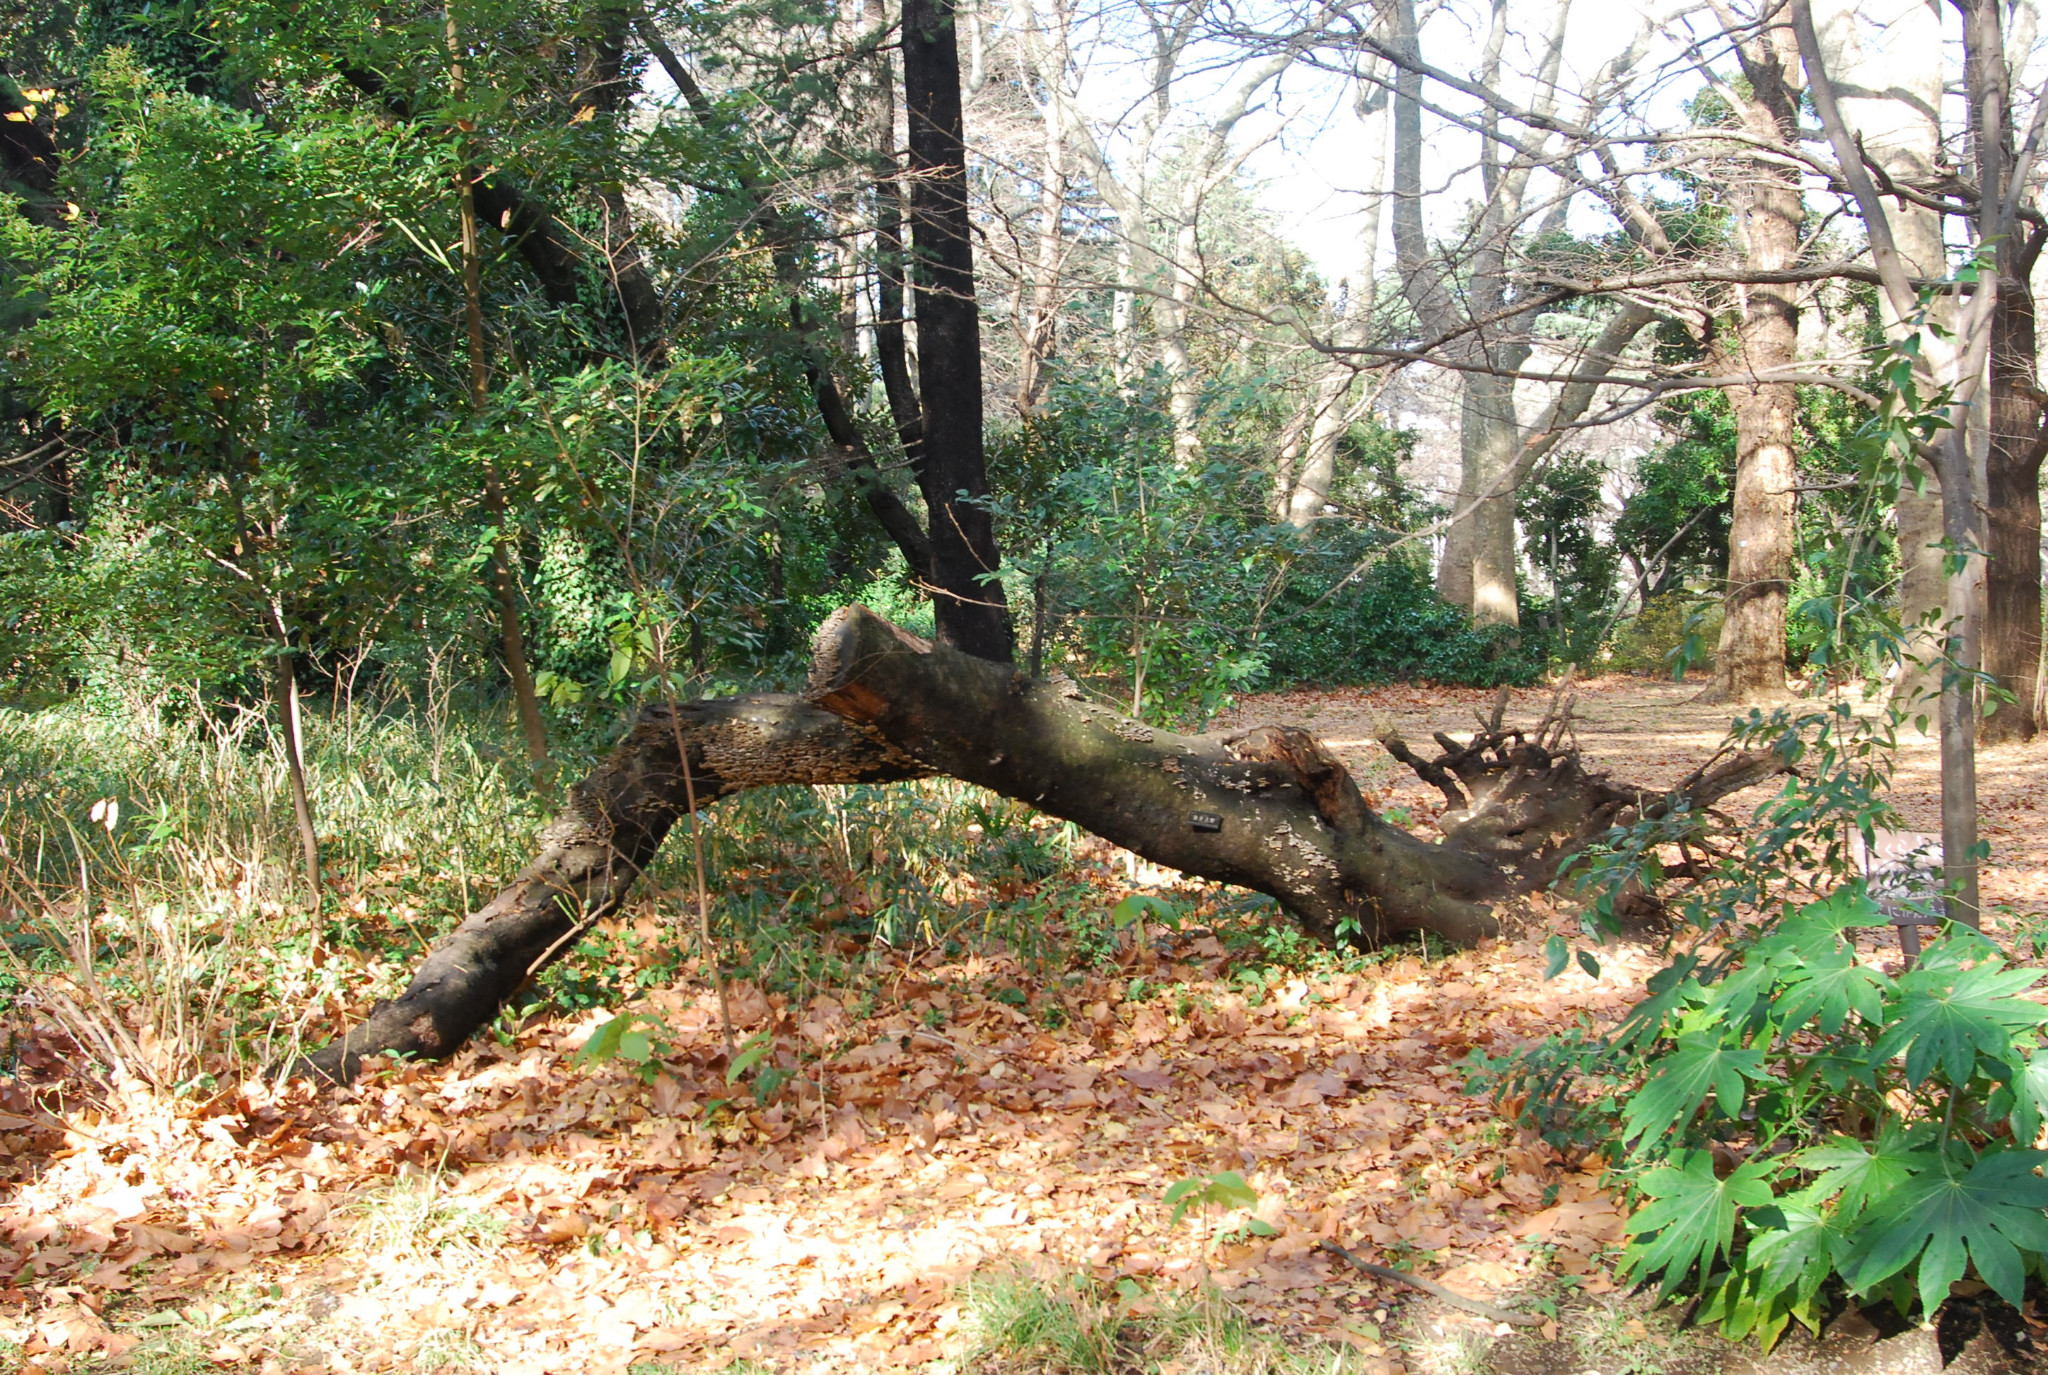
xmin=1621 ymin=1151 xmax=1778 ymax=1295
xmin=1871 ymin=951 xmax=2048 ymax=1087
xmin=1696 ymin=964 xmax=1772 ymax=1029
xmin=1757 ymin=887 xmax=1891 ymax=966
xmin=1847 ymin=1149 xmax=2048 ymax=1317
xmin=2011 ymin=1048 xmax=2048 ymax=1144
xmin=1798 ymin=1126 xmax=1937 ymax=1226
xmin=1621 ymin=1036 xmax=1772 ymax=1144
xmin=1747 ymin=1198 xmax=1854 ymax=1326
xmin=1773 ymin=946 xmax=1891 ymax=1036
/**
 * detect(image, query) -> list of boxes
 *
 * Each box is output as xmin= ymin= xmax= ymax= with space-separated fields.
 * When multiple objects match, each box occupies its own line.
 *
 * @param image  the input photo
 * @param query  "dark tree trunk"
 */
xmin=294 ymin=608 xmax=1787 ymax=1083
xmin=0 ymin=76 xmax=61 ymax=226
xmin=1981 ymin=240 xmax=2047 ymax=745
xmin=901 ymin=0 xmax=1011 ymax=663
xmin=874 ymin=176 xmax=926 ymax=464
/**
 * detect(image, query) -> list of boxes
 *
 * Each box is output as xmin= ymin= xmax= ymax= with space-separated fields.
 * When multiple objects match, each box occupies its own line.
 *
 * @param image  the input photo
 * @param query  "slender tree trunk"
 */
xmin=1111 ymin=239 xmax=1137 ymax=391
xmin=1285 ymin=83 xmax=1388 ymax=529
xmin=267 ymin=601 xmax=322 ymax=902
xmin=1159 ymin=212 xmax=1204 ymax=465
xmin=1284 ymin=370 xmax=1353 ymax=528
xmin=1272 ymin=401 xmax=1310 ymax=521
xmin=1795 ymin=0 xmax=1986 ymax=929
xmin=1015 ymin=110 xmax=1067 ymax=416
xmin=867 ymin=10 xmax=927 ymax=465
xmin=1817 ymin=0 xmax=1950 ymax=705
xmin=451 ymin=14 xmax=550 ymax=780
xmin=901 ymin=0 xmax=1012 ymax=662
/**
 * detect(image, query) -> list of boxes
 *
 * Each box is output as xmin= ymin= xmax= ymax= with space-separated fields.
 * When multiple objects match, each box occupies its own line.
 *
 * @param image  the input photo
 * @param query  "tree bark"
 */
xmin=901 ymin=0 xmax=1012 ymax=662
xmin=267 ymin=606 xmax=323 ymax=904
xmin=1700 ymin=13 xmax=1803 ymax=705
xmin=1981 ymin=256 xmax=2047 ymax=744
xmin=1815 ymin=0 xmax=1953 ymax=706
xmin=293 ymin=607 xmax=1787 ymax=1082
xmin=1447 ymin=370 xmax=1525 ymax=627
xmin=1976 ymin=172 xmax=2047 ymax=748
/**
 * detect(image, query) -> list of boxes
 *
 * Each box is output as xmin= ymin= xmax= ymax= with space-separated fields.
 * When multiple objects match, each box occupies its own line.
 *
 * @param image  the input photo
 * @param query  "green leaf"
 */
xmin=1847 ymin=1149 xmax=2048 ymax=1316
xmin=1203 ymin=1171 xmax=1259 ymax=1210
xmin=1872 ymin=953 xmax=2048 ymax=1087
xmin=1111 ymin=893 xmax=1177 ymax=931
xmin=1622 ymin=1036 xmax=1772 ymax=1144
xmin=1577 ymin=949 xmax=1601 ymax=979
xmin=573 ymin=1013 xmax=629 ymax=1066
xmin=1760 ymin=887 xmax=1891 ymax=965
xmin=725 ymin=1031 xmax=773 ymax=1084
xmin=1164 ymin=1171 xmax=1260 ymax=1228
xmin=2010 ymin=1048 xmax=2048 ymax=1144
xmin=1746 ymin=1199 xmax=1853 ymax=1326
xmin=1543 ymin=935 xmax=1569 ymax=980
xmin=1244 ymin=1218 xmax=1279 ymax=1237
xmin=617 ymin=1030 xmax=652 ymax=1065
xmin=1697 ymin=964 xmax=1772 ymax=1029
xmin=1622 ymin=1151 xmax=1777 ymax=1295
xmin=1798 ymin=1127 xmax=1938 ymax=1226
xmin=1772 ymin=946 xmax=1890 ymax=1036
xmin=1609 ymin=956 xmax=1703 ymax=1052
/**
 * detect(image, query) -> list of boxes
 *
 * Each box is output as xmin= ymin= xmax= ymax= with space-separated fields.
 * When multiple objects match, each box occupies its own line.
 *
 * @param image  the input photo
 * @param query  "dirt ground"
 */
xmin=1 ymin=677 xmax=2045 ymax=1375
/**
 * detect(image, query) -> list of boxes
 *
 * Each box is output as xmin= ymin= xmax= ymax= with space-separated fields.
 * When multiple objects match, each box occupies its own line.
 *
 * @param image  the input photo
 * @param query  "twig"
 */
xmin=1315 ymin=1240 xmax=1543 ymax=1327
xmin=678 ymin=743 xmax=736 ymax=1063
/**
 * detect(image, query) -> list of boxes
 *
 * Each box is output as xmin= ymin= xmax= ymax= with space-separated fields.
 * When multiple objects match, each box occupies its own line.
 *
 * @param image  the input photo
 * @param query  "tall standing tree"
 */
xmin=901 ymin=0 xmax=1012 ymax=661
xmin=1695 ymin=4 xmax=1805 ymax=705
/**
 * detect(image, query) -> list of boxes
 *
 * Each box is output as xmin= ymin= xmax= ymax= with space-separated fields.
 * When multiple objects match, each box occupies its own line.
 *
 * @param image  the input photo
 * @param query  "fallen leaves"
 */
xmin=1 ymin=678 xmax=2037 ymax=1373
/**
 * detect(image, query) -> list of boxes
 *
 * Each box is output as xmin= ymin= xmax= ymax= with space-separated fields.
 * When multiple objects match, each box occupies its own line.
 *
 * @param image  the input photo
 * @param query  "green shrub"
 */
xmin=1472 ymin=700 xmax=2048 ymax=1348
xmin=1604 ymin=592 xmax=1719 ymax=677
xmin=1265 ymin=549 xmax=1547 ymax=687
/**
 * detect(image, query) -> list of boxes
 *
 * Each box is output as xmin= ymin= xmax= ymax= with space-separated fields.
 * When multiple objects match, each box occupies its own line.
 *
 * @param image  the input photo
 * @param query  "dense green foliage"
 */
xmin=1474 ymin=699 xmax=2048 ymax=1346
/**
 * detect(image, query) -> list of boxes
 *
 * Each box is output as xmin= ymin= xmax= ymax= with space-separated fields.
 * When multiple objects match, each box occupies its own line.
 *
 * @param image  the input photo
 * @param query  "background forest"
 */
xmin=7 ymin=0 xmax=2048 ymax=1372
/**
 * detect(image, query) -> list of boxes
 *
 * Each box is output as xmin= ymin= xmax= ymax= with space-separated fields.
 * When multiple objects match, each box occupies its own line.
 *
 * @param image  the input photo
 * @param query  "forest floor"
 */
xmin=3 ymin=677 xmax=2048 ymax=1375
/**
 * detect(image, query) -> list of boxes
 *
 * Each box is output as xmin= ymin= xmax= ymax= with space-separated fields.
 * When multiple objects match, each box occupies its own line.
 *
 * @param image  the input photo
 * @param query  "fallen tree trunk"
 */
xmin=299 ymin=695 xmax=927 ymax=1083
xmin=297 ymin=607 xmax=1786 ymax=1082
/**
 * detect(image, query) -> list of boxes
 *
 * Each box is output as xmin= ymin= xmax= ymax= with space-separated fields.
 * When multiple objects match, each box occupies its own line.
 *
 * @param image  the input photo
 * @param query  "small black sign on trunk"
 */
xmin=1190 ymin=812 xmax=1223 ymax=833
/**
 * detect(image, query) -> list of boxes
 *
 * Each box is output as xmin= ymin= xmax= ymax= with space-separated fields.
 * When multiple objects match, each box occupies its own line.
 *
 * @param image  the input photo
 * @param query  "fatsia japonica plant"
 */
xmin=1473 ymin=697 xmax=2048 ymax=1347
xmin=1470 ymin=306 xmax=2048 ymax=1349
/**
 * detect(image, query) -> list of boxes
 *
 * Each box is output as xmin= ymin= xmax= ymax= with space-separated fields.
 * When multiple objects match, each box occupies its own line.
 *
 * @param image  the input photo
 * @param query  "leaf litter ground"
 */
xmin=4 ymin=679 xmax=2046 ymax=1375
